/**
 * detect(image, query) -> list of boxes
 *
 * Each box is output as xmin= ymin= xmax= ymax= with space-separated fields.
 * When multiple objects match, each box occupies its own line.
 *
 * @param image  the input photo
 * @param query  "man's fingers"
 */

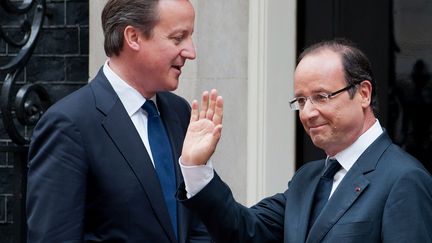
xmin=213 ymin=96 xmax=224 ymax=125
xmin=190 ymin=100 xmax=199 ymax=122
xmin=199 ymin=91 xmax=209 ymax=119
xmin=206 ymin=89 xmax=218 ymax=120
xmin=184 ymin=90 xmax=223 ymax=166
xmin=196 ymin=89 xmax=222 ymax=122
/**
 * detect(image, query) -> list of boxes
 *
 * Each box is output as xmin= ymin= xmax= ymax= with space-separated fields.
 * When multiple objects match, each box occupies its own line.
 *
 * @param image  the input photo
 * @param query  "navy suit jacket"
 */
xmin=27 ymin=69 xmax=212 ymax=242
xmin=179 ymin=132 xmax=432 ymax=243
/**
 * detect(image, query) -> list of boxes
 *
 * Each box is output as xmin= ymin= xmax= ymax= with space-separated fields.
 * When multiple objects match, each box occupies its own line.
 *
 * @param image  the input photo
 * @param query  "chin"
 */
xmin=160 ymin=79 xmax=179 ymax=91
xmin=311 ymin=136 xmax=326 ymax=149
xmin=168 ymin=82 xmax=179 ymax=91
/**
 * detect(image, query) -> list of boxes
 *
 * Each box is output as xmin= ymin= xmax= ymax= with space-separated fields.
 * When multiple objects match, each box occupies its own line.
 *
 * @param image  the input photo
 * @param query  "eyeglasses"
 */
xmin=289 ymin=82 xmax=361 ymax=111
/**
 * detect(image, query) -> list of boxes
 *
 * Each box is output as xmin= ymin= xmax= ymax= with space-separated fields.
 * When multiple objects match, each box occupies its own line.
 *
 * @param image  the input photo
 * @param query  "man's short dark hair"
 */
xmin=298 ymin=39 xmax=378 ymax=115
xmin=101 ymin=0 xmax=160 ymax=57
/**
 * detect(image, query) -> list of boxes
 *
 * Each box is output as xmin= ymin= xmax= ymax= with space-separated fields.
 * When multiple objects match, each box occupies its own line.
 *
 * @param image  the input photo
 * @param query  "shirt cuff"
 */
xmin=179 ymin=157 xmax=214 ymax=198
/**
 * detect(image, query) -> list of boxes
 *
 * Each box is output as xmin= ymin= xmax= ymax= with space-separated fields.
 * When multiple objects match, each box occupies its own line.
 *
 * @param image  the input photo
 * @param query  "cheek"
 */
xmin=298 ymin=113 xmax=307 ymax=124
xmin=327 ymin=112 xmax=341 ymax=129
xmin=318 ymin=106 xmax=343 ymax=132
xmin=298 ymin=114 xmax=311 ymax=132
xmin=317 ymin=108 xmax=335 ymax=124
xmin=332 ymin=105 xmax=360 ymax=132
xmin=160 ymin=45 xmax=180 ymax=59
xmin=301 ymin=122 xmax=310 ymax=135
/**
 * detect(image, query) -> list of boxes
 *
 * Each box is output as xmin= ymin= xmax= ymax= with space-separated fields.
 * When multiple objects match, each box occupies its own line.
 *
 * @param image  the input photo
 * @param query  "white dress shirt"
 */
xmin=328 ymin=120 xmax=383 ymax=197
xmin=103 ymin=60 xmax=158 ymax=166
xmin=180 ymin=120 xmax=383 ymax=198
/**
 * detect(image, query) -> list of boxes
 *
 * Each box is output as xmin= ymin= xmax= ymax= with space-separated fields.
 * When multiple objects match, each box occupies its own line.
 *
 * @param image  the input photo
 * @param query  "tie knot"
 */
xmin=142 ymin=100 xmax=159 ymax=117
xmin=323 ymin=159 xmax=341 ymax=179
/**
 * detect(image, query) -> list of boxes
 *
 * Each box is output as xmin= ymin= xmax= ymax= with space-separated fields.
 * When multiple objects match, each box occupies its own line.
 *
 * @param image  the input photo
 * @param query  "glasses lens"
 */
xmin=311 ymin=93 xmax=329 ymax=104
xmin=289 ymin=100 xmax=299 ymax=110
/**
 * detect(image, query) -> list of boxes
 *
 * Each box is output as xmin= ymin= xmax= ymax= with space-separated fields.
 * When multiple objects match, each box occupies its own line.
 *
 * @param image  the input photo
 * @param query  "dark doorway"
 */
xmin=390 ymin=0 xmax=432 ymax=173
xmin=296 ymin=0 xmax=432 ymax=173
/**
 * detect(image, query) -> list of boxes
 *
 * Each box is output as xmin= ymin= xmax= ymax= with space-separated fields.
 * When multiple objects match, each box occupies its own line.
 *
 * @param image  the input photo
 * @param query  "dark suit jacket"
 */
xmin=27 ymin=69 xmax=212 ymax=243
xmin=179 ymin=132 xmax=432 ymax=243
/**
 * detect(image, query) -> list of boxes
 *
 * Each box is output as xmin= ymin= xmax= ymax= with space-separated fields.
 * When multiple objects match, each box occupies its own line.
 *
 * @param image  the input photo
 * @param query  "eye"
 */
xmin=171 ymin=35 xmax=184 ymax=45
xmin=297 ymin=97 xmax=307 ymax=106
xmin=313 ymin=93 xmax=329 ymax=103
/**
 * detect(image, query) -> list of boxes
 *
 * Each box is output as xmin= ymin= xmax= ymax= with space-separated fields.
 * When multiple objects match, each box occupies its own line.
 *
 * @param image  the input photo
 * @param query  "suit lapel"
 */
xmin=91 ymin=72 xmax=177 ymax=243
xmin=306 ymin=170 xmax=369 ymax=243
xmin=156 ymin=93 xmax=185 ymax=185
xmin=296 ymin=162 xmax=324 ymax=243
xmin=305 ymin=132 xmax=393 ymax=243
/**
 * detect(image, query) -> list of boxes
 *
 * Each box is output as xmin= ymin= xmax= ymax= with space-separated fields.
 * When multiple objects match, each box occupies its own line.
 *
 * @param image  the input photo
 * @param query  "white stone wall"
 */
xmin=178 ymin=0 xmax=250 ymax=203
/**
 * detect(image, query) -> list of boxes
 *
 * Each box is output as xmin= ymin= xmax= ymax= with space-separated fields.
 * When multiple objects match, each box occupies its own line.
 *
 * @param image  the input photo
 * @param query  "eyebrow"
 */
xmin=294 ymin=87 xmax=332 ymax=97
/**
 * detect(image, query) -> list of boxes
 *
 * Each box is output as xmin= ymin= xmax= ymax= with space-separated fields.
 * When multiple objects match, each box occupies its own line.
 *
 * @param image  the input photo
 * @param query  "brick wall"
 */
xmin=0 ymin=0 xmax=89 ymax=241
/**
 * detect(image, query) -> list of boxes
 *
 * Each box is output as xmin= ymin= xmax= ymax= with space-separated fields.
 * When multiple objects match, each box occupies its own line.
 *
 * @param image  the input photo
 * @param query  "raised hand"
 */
xmin=181 ymin=89 xmax=223 ymax=166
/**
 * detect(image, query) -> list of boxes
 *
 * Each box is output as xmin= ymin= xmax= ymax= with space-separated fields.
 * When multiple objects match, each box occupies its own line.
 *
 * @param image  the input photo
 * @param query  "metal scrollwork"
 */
xmin=0 ymin=0 xmax=50 ymax=145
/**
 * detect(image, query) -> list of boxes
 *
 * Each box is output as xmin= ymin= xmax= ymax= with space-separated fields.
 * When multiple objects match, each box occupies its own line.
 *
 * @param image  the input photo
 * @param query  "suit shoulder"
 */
xmin=382 ymin=144 xmax=428 ymax=170
xmin=297 ymin=159 xmax=323 ymax=174
xmin=49 ymin=84 xmax=93 ymax=110
xmin=376 ymin=144 xmax=432 ymax=182
xmin=290 ymin=160 xmax=323 ymax=182
xmin=39 ymin=84 xmax=95 ymax=124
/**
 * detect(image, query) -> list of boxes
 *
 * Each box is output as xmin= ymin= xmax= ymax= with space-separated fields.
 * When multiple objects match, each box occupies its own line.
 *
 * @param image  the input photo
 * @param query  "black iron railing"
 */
xmin=0 ymin=0 xmax=50 ymax=145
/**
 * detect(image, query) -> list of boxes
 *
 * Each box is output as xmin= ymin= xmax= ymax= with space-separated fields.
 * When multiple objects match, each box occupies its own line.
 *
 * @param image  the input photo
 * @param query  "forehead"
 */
xmin=153 ymin=0 xmax=195 ymax=35
xmin=294 ymin=50 xmax=346 ymax=95
xmin=157 ymin=0 xmax=195 ymax=21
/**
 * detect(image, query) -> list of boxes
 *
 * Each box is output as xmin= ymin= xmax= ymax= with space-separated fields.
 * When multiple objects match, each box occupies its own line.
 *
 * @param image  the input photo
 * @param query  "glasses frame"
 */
xmin=289 ymin=81 xmax=362 ymax=111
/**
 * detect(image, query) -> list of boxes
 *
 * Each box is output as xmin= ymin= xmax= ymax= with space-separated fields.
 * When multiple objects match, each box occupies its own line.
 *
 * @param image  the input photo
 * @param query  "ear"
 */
xmin=358 ymin=80 xmax=372 ymax=108
xmin=124 ymin=25 xmax=140 ymax=51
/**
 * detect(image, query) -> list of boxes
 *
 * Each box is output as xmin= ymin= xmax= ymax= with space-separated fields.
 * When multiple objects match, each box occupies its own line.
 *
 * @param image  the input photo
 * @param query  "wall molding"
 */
xmin=247 ymin=0 xmax=297 ymax=205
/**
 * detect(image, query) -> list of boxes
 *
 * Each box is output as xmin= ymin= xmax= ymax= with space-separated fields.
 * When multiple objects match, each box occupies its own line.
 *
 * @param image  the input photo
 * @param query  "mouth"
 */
xmin=172 ymin=64 xmax=183 ymax=72
xmin=308 ymin=123 xmax=326 ymax=133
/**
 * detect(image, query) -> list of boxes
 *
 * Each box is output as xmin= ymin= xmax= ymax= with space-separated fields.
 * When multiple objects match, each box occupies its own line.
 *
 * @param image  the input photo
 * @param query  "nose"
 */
xmin=181 ymin=37 xmax=196 ymax=60
xmin=299 ymin=99 xmax=319 ymax=121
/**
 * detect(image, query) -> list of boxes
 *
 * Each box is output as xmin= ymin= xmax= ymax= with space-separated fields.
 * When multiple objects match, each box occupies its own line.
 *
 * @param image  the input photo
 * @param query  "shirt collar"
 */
xmin=330 ymin=120 xmax=383 ymax=171
xmin=103 ymin=60 xmax=156 ymax=116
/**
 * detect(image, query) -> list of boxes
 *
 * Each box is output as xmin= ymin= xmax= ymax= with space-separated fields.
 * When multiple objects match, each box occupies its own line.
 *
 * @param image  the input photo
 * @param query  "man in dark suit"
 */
xmin=177 ymin=39 xmax=432 ymax=242
xmin=26 ymin=0 xmax=212 ymax=242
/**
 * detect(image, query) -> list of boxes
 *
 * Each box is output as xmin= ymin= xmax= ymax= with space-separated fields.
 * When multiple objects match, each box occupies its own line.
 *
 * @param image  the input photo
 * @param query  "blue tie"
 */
xmin=142 ymin=100 xmax=177 ymax=238
xmin=308 ymin=158 xmax=341 ymax=230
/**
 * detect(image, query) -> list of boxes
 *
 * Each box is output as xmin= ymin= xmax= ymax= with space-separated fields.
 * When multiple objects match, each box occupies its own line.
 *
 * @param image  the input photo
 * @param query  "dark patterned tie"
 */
xmin=308 ymin=158 xmax=341 ymax=230
xmin=142 ymin=100 xmax=177 ymax=239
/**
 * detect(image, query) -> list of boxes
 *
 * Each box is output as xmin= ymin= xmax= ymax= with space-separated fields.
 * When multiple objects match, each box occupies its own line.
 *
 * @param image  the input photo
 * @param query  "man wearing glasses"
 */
xmin=176 ymin=39 xmax=432 ymax=242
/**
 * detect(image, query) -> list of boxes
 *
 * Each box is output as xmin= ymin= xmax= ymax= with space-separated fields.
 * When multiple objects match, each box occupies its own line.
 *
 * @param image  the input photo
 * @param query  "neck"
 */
xmin=362 ymin=109 xmax=376 ymax=134
xmin=325 ymin=109 xmax=376 ymax=156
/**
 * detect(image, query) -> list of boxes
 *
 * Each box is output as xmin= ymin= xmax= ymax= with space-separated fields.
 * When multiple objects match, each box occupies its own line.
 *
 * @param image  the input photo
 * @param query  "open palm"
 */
xmin=181 ymin=89 xmax=223 ymax=166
